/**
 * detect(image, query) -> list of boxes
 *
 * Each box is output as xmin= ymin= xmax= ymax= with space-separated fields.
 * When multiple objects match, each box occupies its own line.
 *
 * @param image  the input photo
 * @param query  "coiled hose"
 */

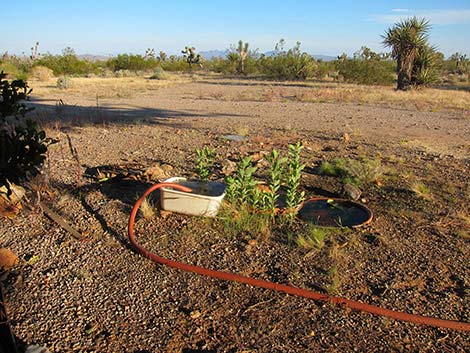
xmin=128 ymin=183 xmax=470 ymax=332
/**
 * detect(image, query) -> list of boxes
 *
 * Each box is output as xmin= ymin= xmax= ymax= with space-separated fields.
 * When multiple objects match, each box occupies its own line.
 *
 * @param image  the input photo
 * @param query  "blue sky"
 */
xmin=3 ymin=0 xmax=470 ymax=57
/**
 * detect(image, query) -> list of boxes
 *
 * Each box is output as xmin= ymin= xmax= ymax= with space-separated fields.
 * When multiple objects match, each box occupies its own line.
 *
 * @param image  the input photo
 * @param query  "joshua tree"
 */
xmin=159 ymin=51 xmax=167 ymax=62
xmin=236 ymin=40 xmax=249 ymax=75
xmin=144 ymin=48 xmax=155 ymax=59
xmin=450 ymin=52 xmax=468 ymax=70
xmin=181 ymin=46 xmax=201 ymax=71
xmin=382 ymin=17 xmax=436 ymax=90
xmin=30 ymin=41 xmax=40 ymax=61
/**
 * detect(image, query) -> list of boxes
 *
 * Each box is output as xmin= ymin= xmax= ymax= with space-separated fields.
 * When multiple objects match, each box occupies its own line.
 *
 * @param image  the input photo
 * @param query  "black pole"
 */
xmin=0 ymin=285 xmax=17 ymax=353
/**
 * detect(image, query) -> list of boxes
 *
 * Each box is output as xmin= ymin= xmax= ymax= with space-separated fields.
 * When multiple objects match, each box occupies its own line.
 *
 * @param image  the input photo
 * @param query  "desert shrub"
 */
xmin=99 ymin=69 xmax=115 ymax=78
xmin=259 ymin=40 xmax=317 ymax=80
xmin=36 ymin=48 xmax=100 ymax=76
xmin=0 ymin=53 xmax=33 ymax=80
xmin=30 ymin=65 xmax=54 ymax=81
xmin=314 ymin=60 xmax=337 ymax=80
xmin=441 ymin=53 xmax=469 ymax=77
xmin=160 ymin=58 xmax=188 ymax=72
xmin=319 ymin=157 xmax=384 ymax=186
xmin=106 ymin=54 xmax=160 ymax=72
xmin=149 ymin=66 xmax=169 ymax=80
xmin=0 ymin=72 xmax=33 ymax=117
xmin=114 ymin=69 xmax=133 ymax=78
xmin=206 ymin=55 xmax=259 ymax=75
xmin=205 ymin=57 xmax=232 ymax=74
xmin=335 ymin=48 xmax=395 ymax=85
xmin=0 ymin=73 xmax=54 ymax=190
xmin=56 ymin=76 xmax=71 ymax=89
xmin=0 ymin=61 xmax=29 ymax=80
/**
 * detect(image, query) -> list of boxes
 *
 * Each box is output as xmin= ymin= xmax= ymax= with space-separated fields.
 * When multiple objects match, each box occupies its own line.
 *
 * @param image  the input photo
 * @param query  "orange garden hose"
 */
xmin=128 ymin=183 xmax=470 ymax=332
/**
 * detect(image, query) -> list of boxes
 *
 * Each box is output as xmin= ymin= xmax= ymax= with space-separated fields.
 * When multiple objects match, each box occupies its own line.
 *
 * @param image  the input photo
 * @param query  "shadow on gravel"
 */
xmin=28 ymin=99 xmax=251 ymax=131
xmin=54 ymin=174 xmax=153 ymax=251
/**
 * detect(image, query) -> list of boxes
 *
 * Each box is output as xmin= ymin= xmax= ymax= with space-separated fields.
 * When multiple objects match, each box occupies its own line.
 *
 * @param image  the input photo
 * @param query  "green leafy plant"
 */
xmin=261 ymin=149 xmax=287 ymax=216
xmin=225 ymin=156 xmax=259 ymax=205
xmin=195 ymin=146 xmax=216 ymax=181
xmin=0 ymin=71 xmax=33 ymax=117
xmin=1 ymin=73 xmax=55 ymax=192
xmin=223 ymin=141 xmax=307 ymax=240
xmin=284 ymin=141 xmax=305 ymax=211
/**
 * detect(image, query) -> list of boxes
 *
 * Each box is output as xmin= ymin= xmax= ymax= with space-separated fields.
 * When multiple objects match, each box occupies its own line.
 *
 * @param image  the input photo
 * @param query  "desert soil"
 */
xmin=1 ymin=75 xmax=469 ymax=352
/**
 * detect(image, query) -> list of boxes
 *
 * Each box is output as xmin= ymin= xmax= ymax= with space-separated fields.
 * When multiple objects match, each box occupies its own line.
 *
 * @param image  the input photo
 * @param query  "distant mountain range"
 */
xmin=77 ymin=54 xmax=112 ymax=61
xmin=199 ymin=49 xmax=336 ymax=61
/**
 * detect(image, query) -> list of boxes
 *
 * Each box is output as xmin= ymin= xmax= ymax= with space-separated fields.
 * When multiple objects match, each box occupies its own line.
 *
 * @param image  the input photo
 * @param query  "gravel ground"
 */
xmin=1 ymin=76 xmax=469 ymax=352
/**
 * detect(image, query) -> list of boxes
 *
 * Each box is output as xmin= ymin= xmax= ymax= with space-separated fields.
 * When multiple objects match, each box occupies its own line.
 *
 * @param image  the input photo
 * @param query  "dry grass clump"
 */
xmin=139 ymin=197 xmax=156 ymax=220
xmin=31 ymin=65 xmax=54 ymax=81
xmin=409 ymin=180 xmax=432 ymax=200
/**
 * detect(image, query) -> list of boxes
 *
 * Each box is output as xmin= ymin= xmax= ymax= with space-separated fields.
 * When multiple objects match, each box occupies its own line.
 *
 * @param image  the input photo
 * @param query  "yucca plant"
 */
xmin=412 ymin=44 xmax=439 ymax=86
xmin=382 ymin=17 xmax=436 ymax=90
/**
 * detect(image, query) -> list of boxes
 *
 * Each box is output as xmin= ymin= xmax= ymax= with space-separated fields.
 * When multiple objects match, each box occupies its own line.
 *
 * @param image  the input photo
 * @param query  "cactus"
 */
xmin=237 ymin=40 xmax=249 ymax=75
xmin=181 ymin=46 xmax=202 ymax=71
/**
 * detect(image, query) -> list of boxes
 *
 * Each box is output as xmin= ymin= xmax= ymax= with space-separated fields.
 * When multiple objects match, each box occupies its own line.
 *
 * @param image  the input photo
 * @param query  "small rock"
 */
xmin=142 ymin=164 xmax=167 ymax=181
xmin=161 ymin=164 xmax=174 ymax=173
xmin=342 ymin=183 xmax=362 ymax=201
xmin=0 ymin=248 xmax=19 ymax=271
xmin=251 ymin=151 xmax=268 ymax=163
xmin=159 ymin=210 xmax=172 ymax=219
xmin=222 ymin=160 xmax=237 ymax=176
xmin=0 ymin=182 xmax=25 ymax=204
xmin=223 ymin=134 xmax=246 ymax=142
xmin=190 ymin=310 xmax=201 ymax=319
xmin=24 ymin=345 xmax=51 ymax=353
xmin=342 ymin=133 xmax=350 ymax=142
